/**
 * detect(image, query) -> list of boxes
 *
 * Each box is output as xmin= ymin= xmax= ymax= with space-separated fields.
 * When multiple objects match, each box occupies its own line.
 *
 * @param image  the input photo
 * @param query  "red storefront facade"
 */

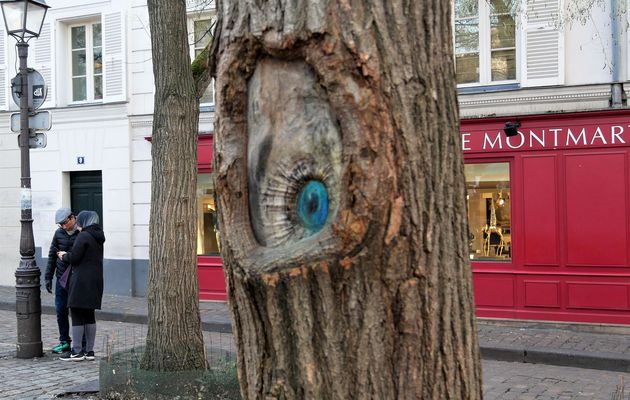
xmin=462 ymin=109 xmax=630 ymax=325
xmin=196 ymin=134 xmax=227 ymax=301
xmin=196 ymin=110 xmax=630 ymax=324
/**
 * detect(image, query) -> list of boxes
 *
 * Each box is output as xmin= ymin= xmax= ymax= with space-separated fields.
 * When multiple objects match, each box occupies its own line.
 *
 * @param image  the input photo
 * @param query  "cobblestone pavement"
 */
xmin=478 ymin=322 xmax=630 ymax=356
xmin=1 ymin=310 xmax=630 ymax=399
xmin=483 ymin=360 xmax=630 ymax=400
xmin=0 ymin=310 xmax=234 ymax=399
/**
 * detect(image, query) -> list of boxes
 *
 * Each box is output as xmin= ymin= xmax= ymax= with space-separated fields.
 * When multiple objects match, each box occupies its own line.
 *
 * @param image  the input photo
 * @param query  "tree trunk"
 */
xmin=142 ymin=0 xmax=207 ymax=372
xmin=213 ymin=0 xmax=481 ymax=398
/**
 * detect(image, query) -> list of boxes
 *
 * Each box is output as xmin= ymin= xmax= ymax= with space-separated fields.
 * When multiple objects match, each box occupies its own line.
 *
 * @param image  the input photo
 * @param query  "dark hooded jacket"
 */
xmin=45 ymin=228 xmax=78 ymax=281
xmin=62 ymin=212 xmax=105 ymax=310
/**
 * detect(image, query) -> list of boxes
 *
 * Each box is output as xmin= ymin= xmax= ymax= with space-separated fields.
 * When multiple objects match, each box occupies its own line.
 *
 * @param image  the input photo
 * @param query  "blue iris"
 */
xmin=296 ymin=180 xmax=329 ymax=232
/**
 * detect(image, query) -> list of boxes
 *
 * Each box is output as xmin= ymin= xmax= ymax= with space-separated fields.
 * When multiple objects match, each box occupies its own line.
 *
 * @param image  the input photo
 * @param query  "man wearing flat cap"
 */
xmin=45 ymin=207 xmax=79 ymax=354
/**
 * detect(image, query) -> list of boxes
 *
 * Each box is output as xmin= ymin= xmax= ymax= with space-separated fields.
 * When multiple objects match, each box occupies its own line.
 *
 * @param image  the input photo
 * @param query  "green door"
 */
xmin=70 ymin=171 xmax=103 ymax=227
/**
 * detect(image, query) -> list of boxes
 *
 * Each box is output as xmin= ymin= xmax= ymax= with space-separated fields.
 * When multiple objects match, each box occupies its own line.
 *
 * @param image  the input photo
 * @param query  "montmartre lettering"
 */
xmin=463 ymin=124 xmax=627 ymax=152
xmin=483 ymin=132 xmax=503 ymax=150
xmin=566 ymin=128 xmax=587 ymax=146
xmin=506 ymin=133 xmax=525 ymax=149
xmin=461 ymin=133 xmax=471 ymax=151
xmin=612 ymin=126 xmax=626 ymax=144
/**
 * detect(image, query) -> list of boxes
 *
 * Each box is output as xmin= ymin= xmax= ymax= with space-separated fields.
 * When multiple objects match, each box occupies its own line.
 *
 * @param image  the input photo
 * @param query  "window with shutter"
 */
xmin=455 ymin=0 xmax=518 ymax=86
xmin=189 ymin=10 xmax=216 ymax=106
xmin=193 ymin=18 xmax=215 ymax=105
xmin=69 ymin=21 xmax=102 ymax=103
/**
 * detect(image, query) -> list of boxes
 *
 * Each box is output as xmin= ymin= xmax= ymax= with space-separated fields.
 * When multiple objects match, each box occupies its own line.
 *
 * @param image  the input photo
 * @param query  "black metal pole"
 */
xmin=15 ymin=40 xmax=42 ymax=359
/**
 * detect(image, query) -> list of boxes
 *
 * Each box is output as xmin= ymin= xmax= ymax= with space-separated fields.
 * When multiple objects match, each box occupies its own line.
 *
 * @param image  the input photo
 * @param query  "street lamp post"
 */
xmin=0 ymin=0 xmax=49 ymax=359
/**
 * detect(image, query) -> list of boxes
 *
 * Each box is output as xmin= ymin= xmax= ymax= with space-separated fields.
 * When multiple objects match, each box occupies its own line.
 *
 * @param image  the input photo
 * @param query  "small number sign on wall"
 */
xmin=77 ymin=157 xmax=85 ymax=165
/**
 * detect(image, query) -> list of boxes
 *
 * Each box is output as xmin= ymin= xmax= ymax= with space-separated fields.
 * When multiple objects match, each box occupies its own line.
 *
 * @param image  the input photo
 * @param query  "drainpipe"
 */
xmin=610 ymin=0 xmax=625 ymax=108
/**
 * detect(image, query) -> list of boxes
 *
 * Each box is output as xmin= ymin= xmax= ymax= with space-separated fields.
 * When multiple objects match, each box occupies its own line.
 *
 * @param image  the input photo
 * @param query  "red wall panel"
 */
xmin=566 ymin=282 xmax=630 ymax=310
xmin=473 ymin=275 xmax=515 ymax=307
xmin=197 ymin=256 xmax=227 ymax=301
xmin=523 ymin=280 xmax=560 ymax=308
xmin=522 ymin=156 xmax=559 ymax=266
xmin=565 ymin=153 xmax=628 ymax=266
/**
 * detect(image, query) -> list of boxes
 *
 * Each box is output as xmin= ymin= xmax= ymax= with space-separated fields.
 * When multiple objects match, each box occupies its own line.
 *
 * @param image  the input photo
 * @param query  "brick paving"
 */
xmin=1 ymin=285 xmax=630 ymax=398
xmin=483 ymin=360 xmax=630 ymax=400
xmin=0 ymin=310 xmax=628 ymax=399
xmin=478 ymin=322 xmax=630 ymax=356
xmin=0 ymin=308 xmax=629 ymax=399
xmin=0 ymin=310 xmax=235 ymax=399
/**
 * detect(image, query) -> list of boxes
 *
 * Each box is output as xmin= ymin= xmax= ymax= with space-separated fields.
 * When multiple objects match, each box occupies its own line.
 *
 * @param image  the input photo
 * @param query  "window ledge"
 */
xmin=200 ymin=104 xmax=215 ymax=113
xmin=66 ymin=101 xmax=104 ymax=108
xmin=458 ymin=83 xmax=521 ymax=95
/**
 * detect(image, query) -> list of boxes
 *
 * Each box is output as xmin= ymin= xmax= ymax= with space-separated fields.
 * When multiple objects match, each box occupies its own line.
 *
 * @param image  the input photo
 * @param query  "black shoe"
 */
xmin=85 ymin=351 xmax=95 ymax=361
xmin=60 ymin=350 xmax=85 ymax=361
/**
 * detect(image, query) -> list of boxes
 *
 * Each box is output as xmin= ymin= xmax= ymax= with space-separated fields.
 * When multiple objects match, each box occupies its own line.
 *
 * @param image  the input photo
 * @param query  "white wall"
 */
xmin=0 ymin=124 xmax=20 ymax=285
xmin=563 ymin=1 xmax=616 ymax=85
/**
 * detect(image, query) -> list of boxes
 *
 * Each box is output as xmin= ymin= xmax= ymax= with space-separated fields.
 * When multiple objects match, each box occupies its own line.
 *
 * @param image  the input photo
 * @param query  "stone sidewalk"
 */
xmin=0 ymin=285 xmax=629 ymax=372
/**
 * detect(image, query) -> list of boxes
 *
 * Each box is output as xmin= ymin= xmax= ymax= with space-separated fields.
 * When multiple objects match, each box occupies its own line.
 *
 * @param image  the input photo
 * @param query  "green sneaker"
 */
xmin=52 ymin=341 xmax=70 ymax=354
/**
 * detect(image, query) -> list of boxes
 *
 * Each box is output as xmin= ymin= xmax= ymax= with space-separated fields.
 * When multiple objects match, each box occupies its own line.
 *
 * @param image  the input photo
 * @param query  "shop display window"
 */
xmin=197 ymin=173 xmax=220 ymax=255
xmin=465 ymin=162 xmax=511 ymax=261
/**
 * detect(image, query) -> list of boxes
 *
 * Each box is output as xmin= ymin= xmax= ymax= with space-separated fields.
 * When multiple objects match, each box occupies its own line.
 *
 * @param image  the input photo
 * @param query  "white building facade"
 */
xmin=0 ymin=0 xmax=215 ymax=296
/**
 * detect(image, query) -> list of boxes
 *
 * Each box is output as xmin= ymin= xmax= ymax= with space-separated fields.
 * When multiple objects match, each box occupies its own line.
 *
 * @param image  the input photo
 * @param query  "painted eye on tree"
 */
xmin=247 ymin=59 xmax=342 ymax=248
xmin=296 ymin=180 xmax=329 ymax=232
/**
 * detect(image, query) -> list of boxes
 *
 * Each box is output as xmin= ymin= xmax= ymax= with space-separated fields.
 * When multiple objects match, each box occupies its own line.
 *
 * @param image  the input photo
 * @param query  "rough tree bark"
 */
xmin=213 ymin=0 xmax=482 ymax=399
xmin=142 ymin=0 xmax=207 ymax=371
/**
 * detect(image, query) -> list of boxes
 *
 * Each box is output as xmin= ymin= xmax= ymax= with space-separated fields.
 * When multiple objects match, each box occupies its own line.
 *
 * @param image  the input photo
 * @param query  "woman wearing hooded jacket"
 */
xmin=56 ymin=210 xmax=105 ymax=361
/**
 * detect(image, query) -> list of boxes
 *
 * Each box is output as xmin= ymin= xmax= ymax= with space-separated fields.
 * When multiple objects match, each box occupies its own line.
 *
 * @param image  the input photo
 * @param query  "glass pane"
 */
xmin=93 ymin=47 xmax=102 ymax=74
xmin=25 ymin=3 xmax=46 ymax=35
xmin=194 ymin=19 xmax=212 ymax=50
xmin=491 ymin=14 xmax=515 ymax=49
xmin=71 ymin=26 xmax=86 ymax=49
xmin=72 ymin=50 xmax=86 ymax=76
xmin=456 ymin=53 xmax=480 ymax=84
xmin=490 ymin=0 xmax=512 ymax=14
xmin=455 ymin=18 xmax=479 ymax=54
xmin=200 ymin=80 xmax=214 ymax=104
xmin=72 ymin=77 xmax=86 ymax=101
xmin=465 ymin=163 xmax=511 ymax=262
xmin=491 ymin=49 xmax=516 ymax=81
xmin=197 ymin=173 xmax=220 ymax=255
xmin=455 ymin=0 xmax=478 ymax=18
xmin=93 ymin=23 xmax=102 ymax=47
xmin=94 ymin=75 xmax=103 ymax=100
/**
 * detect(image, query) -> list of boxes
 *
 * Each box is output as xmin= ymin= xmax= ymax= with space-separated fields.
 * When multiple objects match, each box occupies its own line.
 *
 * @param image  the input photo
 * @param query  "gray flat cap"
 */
xmin=55 ymin=208 xmax=72 ymax=224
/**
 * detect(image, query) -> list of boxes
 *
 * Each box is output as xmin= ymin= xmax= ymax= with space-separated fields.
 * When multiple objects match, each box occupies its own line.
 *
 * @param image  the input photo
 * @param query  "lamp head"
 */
xmin=0 ymin=0 xmax=50 ymax=42
xmin=503 ymin=121 xmax=521 ymax=137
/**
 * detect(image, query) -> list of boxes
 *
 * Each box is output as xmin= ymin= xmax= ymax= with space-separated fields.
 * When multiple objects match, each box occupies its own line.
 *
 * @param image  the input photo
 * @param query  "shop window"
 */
xmin=197 ymin=173 xmax=220 ymax=255
xmin=465 ymin=162 xmax=511 ymax=261
xmin=70 ymin=21 xmax=103 ymax=102
xmin=454 ymin=0 xmax=517 ymax=85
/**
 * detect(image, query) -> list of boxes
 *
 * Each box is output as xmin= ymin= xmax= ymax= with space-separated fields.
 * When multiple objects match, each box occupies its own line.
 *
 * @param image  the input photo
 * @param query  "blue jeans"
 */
xmin=54 ymin=279 xmax=71 ymax=343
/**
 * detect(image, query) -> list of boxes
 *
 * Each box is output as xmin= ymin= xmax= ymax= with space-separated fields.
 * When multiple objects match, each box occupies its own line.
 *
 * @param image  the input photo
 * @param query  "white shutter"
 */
xmin=32 ymin=22 xmax=54 ymax=108
xmin=521 ymin=0 xmax=564 ymax=87
xmin=103 ymin=11 xmax=126 ymax=103
xmin=0 ymin=26 xmax=9 ymax=110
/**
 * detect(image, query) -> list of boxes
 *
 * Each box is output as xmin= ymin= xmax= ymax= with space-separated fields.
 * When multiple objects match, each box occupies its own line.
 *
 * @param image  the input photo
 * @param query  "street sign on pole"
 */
xmin=11 ymin=69 xmax=47 ymax=110
xmin=17 ymin=132 xmax=47 ymax=149
xmin=10 ymin=111 xmax=52 ymax=132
